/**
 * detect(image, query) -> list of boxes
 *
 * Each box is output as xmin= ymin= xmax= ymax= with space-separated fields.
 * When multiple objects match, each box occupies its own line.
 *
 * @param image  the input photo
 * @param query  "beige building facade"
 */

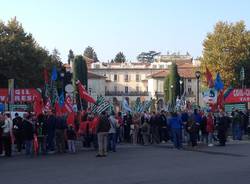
xmin=88 ymin=53 xmax=202 ymax=107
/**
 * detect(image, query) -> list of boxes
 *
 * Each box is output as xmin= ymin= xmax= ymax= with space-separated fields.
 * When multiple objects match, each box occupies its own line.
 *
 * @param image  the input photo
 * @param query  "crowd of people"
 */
xmin=0 ymin=108 xmax=249 ymax=158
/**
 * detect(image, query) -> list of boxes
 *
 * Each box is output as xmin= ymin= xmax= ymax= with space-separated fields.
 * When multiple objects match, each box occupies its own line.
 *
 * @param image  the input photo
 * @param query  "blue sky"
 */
xmin=1 ymin=0 xmax=250 ymax=62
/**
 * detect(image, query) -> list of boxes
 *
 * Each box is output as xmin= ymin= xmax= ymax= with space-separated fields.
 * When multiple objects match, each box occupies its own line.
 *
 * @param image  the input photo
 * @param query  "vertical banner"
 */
xmin=8 ymin=79 xmax=14 ymax=104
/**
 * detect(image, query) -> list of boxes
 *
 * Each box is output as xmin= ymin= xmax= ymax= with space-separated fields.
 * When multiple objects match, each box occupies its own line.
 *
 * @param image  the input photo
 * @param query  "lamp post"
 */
xmin=170 ymin=84 xmax=174 ymax=110
xmin=60 ymin=71 xmax=65 ymax=93
xmin=195 ymin=71 xmax=201 ymax=107
xmin=179 ymin=79 xmax=183 ymax=95
xmin=240 ymin=67 xmax=245 ymax=89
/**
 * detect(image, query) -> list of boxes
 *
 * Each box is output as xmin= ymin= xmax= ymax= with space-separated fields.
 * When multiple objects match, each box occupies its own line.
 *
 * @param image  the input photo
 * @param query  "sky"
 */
xmin=1 ymin=0 xmax=250 ymax=63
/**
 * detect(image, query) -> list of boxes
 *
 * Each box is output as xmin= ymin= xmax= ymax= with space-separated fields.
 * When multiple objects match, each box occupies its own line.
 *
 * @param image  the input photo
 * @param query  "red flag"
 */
xmin=44 ymin=68 xmax=49 ymax=84
xmin=76 ymin=80 xmax=96 ymax=103
xmin=67 ymin=112 xmax=75 ymax=126
xmin=34 ymin=96 xmax=43 ymax=116
xmin=63 ymin=95 xmax=73 ymax=113
xmin=217 ymin=90 xmax=224 ymax=111
xmin=55 ymin=100 xmax=62 ymax=116
xmin=33 ymin=135 xmax=39 ymax=155
xmin=205 ymin=67 xmax=214 ymax=88
xmin=44 ymin=98 xmax=52 ymax=111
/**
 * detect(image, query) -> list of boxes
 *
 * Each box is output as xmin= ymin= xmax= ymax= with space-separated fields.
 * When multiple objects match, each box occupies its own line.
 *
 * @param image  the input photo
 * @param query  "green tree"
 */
xmin=0 ymin=17 xmax=61 ymax=88
xmin=164 ymin=63 xmax=180 ymax=107
xmin=83 ymin=46 xmax=99 ymax=62
xmin=163 ymin=75 xmax=169 ymax=103
xmin=67 ymin=49 xmax=74 ymax=65
xmin=201 ymin=21 xmax=250 ymax=86
xmin=72 ymin=55 xmax=88 ymax=110
xmin=114 ymin=52 xmax=126 ymax=63
xmin=137 ymin=51 xmax=160 ymax=63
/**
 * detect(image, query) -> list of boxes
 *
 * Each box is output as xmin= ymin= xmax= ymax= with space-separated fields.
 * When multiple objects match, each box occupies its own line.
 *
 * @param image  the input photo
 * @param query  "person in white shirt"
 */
xmin=1 ymin=113 xmax=13 ymax=157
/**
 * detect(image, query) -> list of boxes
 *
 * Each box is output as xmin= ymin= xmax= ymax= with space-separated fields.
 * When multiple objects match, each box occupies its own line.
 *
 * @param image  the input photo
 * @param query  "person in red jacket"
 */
xmin=206 ymin=112 xmax=215 ymax=147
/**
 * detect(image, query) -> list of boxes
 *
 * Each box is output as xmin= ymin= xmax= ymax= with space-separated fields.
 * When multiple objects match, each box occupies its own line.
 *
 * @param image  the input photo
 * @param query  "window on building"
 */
xmin=105 ymin=86 xmax=107 ymax=92
xmin=159 ymin=65 xmax=164 ymax=69
xmin=114 ymin=86 xmax=117 ymax=92
xmin=136 ymin=74 xmax=140 ymax=82
xmin=125 ymin=86 xmax=128 ymax=93
xmin=124 ymin=74 xmax=129 ymax=82
xmin=152 ymin=65 xmax=157 ymax=68
xmin=188 ymin=87 xmax=192 ymax=94
xmin=158 ymin=81 xmax=164 ymax=92
xmin=136 ymin=86 xmax=139 ymax=92
xmin=188 ymin=79 xmax=192 ymax=82
xmin=114 ymin=74 xmax=118 ymax=81
xmin=95 ymin=64 xmax=100 ymax=68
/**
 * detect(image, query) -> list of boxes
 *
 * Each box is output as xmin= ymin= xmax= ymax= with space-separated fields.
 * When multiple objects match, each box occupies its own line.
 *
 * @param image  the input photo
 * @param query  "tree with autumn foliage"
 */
xmin=201 ymin=21 xmax=250 ymax=87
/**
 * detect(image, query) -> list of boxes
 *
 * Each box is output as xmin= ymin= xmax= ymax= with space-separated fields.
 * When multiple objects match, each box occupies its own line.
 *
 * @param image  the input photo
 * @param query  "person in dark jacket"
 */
xmin=169 ymin=112 xmax=183 ymax=149
xmin=150 ymin=112 xmax=160 ymax=144
xmin=159 ymin=110 xmax=168 ymax=142
xmin=200 ymin=113 xmax=208 ymax=144
xmin=123 ymin=112 xmax=132 ymax=143
xmin=232 ymin=110 xmax=242 ymax=140
xmin=13 ymin=113 xmax=23 ymax=153
xmin=96 ymin=111 xmax=110 ymax=157
xmin=181 ymin=110 xmax=189 ymax=143
xmin=55 ymin=115 xmax=67 ymax=153
xmin=36 ymin=113 xmax=48 ymax=154
xmin=67 ymin=125 xmax=77 ymax=153
xmin=22 ymin=114 xmax=34 ymax=155
xmin=187 ymin=114 xmax=199 ymax=147
xmin=217 ymin=111 xmax=229 ymax=146
xmin=46 ymin=111 xmax=56 ymax=152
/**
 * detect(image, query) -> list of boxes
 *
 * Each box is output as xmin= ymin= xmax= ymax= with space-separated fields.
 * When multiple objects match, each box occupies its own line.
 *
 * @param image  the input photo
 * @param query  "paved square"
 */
xmin=1 ymin=143 xmax=250 ymax=184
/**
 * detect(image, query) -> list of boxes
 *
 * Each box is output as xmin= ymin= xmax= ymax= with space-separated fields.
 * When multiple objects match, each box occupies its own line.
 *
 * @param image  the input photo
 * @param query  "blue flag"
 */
xmin=122 ymin=99 xmax=132 ymax=113
xmin=59 ymin=92 xmax=64 ymax=107
xmin=51 ymin=66 xmax=57 ymax=81
xmin=214 ymin=73 xmax=224 ymax=91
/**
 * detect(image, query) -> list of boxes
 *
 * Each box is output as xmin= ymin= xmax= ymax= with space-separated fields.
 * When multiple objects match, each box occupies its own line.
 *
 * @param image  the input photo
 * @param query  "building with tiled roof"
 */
xmin=88 ymin=54 xmax=201 ymax=108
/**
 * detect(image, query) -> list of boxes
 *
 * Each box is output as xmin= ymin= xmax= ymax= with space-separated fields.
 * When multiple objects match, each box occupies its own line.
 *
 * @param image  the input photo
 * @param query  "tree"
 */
xmin=72 ymin=55 xmax=88 ymax=110
xmin=201 ymin=21 xmax=250 ymax=86
xmin=68 ymin=49 xmax=74 ymax=65
xmin=164 ymin=63 xmax=180 ymax=108
xmin=83 ymin=46 xmax=99 ymax=62
xmin=51 ymin=48 xmax=61 ymax=65
xmin=0 ymin=17 xmax=61 ymax=88
xmin=163 ymin=75 xmax=169 ymax=103
xmin=114 ymin=52 xmax=126 ymax=63
xmin=137 ymin=51 xmax=160 ymax=63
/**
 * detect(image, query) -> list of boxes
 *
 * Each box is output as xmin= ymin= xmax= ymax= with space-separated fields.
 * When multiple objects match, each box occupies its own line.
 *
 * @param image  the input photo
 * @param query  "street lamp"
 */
xmin=60 ymin=71 xmax=65 ymax=92
xmin=179 ymin=79 xmax=183 ymax=95
xmin=195 ymin=71 xmax=201 ymax=107
xmin=170 ymin=84 xmax=174 ymax=110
